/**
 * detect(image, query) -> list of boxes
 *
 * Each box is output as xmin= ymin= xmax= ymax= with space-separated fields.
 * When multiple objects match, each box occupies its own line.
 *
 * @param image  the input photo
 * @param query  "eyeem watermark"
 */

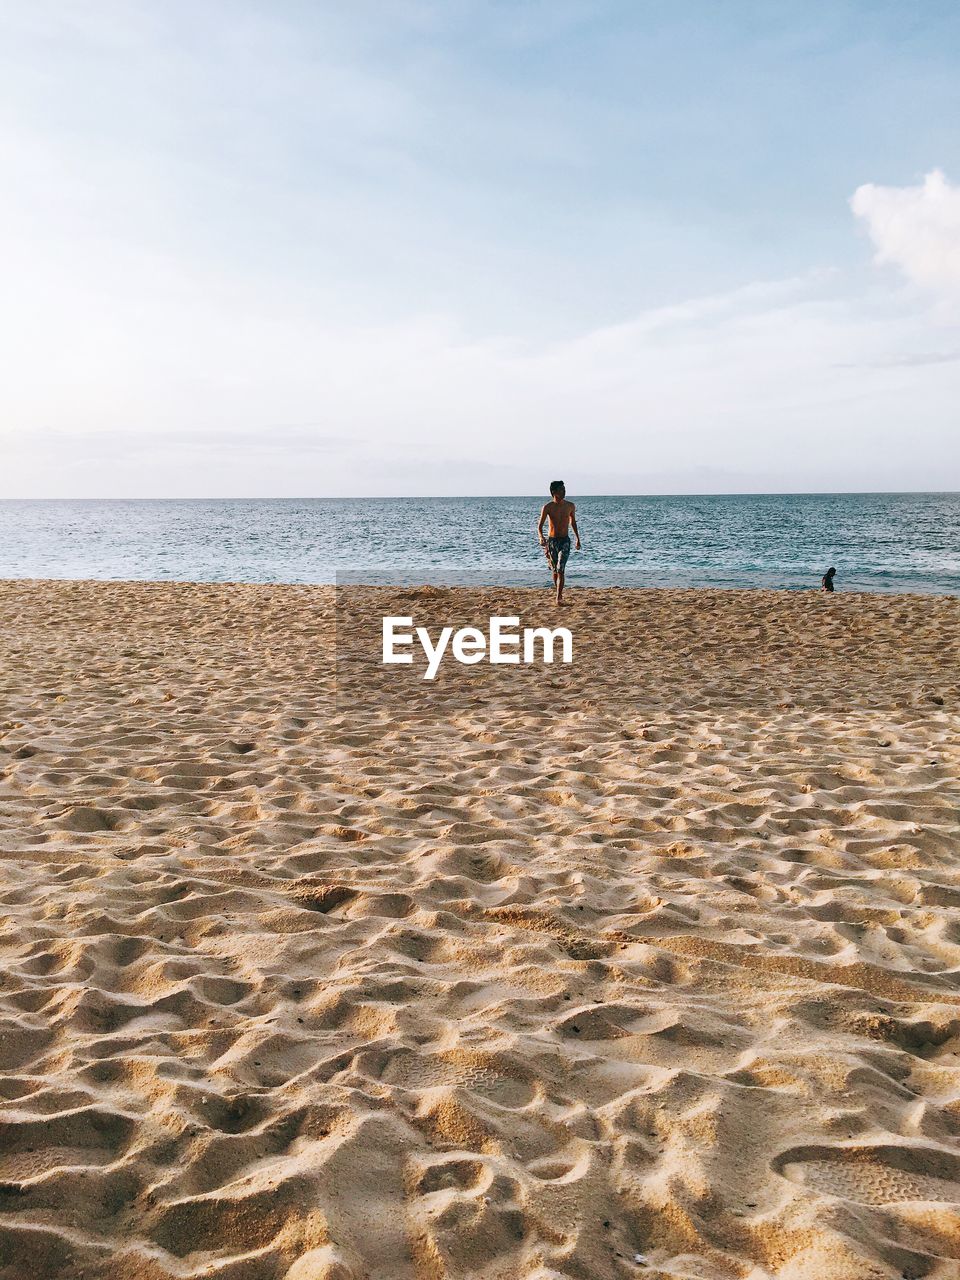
xmin=383 ymin=615 xmax=573 ymax=680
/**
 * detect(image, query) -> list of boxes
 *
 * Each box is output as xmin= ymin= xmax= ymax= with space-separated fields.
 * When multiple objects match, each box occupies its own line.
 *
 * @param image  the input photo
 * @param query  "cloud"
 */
xmin=2 ymin=3 xmax=959 ymax=499
xmin=835 ymin=349 xmax=960 ymax=370
xmin=3 ymin=264 xmax=959 ymax=496
xmin=6 ymin=427 xmax=351 ymax=461
xmin=851 ymin=169 xmax=960 ymax=293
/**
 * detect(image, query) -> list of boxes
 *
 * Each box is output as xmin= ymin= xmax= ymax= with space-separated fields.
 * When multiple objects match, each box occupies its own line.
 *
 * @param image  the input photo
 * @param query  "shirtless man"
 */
xmin=537 ymin=480 xmax=581 ymax=605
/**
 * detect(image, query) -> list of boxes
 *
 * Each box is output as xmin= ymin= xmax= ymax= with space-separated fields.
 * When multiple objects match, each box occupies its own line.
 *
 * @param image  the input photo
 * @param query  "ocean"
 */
xmin=1 ymin=493 xmax=958 ymax=593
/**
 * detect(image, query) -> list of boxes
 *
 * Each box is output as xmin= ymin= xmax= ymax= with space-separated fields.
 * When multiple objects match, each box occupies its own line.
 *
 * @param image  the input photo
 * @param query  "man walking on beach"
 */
xmin=537 ymin=481 xmax=581 ymax=605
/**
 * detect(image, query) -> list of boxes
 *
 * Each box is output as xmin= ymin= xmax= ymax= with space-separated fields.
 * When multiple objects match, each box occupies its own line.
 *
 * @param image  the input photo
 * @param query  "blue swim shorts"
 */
xmin=544 ymin=535 xmax=571 ymax=574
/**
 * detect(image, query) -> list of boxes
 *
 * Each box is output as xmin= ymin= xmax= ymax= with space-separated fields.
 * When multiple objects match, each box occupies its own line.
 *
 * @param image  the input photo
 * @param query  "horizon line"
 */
xmin=1 ymin=489 xmax=958 ymax=502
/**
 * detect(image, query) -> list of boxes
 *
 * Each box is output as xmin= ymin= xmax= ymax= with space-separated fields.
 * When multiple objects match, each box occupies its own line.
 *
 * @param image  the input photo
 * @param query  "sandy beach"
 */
xmin=0 ymin=579 xmax=958 ymax=1280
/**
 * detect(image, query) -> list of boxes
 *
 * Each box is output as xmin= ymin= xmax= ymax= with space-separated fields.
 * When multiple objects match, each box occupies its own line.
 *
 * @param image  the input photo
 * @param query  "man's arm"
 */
xmin=537 ymin=504 xmax=549 ymax=544
xmin=569 ymin=504 xmax=581 ymax=550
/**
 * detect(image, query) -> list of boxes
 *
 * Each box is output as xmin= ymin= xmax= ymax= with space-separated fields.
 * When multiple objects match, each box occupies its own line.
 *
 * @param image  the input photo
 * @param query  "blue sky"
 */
xmin=2 ymin=1 xmax=959 ymax=495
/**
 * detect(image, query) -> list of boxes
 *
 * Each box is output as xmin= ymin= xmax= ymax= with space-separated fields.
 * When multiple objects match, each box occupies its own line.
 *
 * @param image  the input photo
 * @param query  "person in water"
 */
xmin=821 ymin=566 xmax=837 ymax=592
xmin=537 ymin=480 xmax=581 ymax=605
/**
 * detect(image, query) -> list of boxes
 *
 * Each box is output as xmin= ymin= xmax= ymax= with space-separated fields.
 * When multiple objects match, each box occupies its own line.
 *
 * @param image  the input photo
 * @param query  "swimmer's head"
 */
xmin=549 ymin=480 xmax=565 ymax=498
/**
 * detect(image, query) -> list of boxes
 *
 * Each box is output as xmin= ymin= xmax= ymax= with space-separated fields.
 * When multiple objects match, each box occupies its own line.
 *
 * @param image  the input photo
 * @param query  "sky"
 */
xmin=2 ymin=0 xmax=960 ymax=497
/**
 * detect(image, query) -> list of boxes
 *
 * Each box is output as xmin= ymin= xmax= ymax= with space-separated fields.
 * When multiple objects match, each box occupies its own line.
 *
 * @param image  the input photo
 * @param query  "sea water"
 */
xmin=0 ymin=493 xmax=958 ymax=593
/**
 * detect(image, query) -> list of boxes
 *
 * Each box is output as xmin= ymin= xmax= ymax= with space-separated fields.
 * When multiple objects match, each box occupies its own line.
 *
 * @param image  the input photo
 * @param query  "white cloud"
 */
xmin=3 ymin=259 xmax=959 ymax=495
xmin=2 ymin=11 xmax=959 ymax=495
xmin=851 ymin=169 xmax=960 ymax=293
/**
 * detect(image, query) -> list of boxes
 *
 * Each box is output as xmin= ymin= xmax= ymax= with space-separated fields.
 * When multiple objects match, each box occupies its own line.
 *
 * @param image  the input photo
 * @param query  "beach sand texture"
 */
xmin=0 ymin=580 xmax=958 ymax=1280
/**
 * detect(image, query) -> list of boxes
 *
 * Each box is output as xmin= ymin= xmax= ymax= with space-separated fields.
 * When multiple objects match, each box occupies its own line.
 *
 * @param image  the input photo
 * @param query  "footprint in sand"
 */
xmin=773 ymin=1142 xmax=960 ymax=1205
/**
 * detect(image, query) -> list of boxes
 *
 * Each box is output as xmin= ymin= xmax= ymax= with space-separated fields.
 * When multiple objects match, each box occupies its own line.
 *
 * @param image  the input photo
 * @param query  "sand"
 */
xmin=0 ymin=579 xmax=958 ymax=1280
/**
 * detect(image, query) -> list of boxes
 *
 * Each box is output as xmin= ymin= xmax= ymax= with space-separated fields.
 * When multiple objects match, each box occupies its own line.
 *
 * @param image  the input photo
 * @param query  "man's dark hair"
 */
xmin=549 ymin=480 xmax=565 ymax=496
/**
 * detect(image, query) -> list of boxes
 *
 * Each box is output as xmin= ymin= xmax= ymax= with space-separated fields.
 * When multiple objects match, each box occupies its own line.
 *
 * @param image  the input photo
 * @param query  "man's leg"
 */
xmin=545 ymin=540 xmax=559 ymax=588
xmin=555 ymin=540 xmax=570 ymax=605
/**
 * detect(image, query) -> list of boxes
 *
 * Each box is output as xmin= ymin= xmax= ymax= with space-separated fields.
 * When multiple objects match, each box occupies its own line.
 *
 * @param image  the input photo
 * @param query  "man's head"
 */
xmin=549 ymin=480 xmax=565 ymax=499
